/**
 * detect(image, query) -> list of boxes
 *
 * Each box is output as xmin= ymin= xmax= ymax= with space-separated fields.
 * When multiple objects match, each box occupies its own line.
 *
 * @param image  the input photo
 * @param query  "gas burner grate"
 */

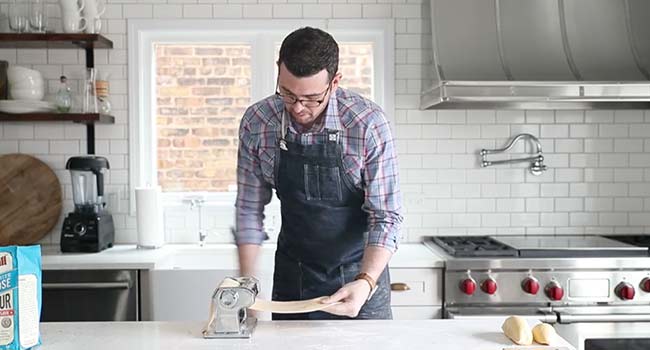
xmin=431 ymin=236 xmax=518 ymax=257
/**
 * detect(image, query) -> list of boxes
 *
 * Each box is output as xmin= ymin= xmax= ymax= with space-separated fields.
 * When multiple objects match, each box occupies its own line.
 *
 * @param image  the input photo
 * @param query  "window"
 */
xmin=338 ymin=43 xmax=375 ymax=98
xmin=273 ymin=42 xmax=375 ymax=100
xmin=155 ymin=44 xmax=251 ymax=193
xmin=129 ymin=20 xmax=394 ymax=234
xmin=155 ymin=42 xmax=376 ymax=195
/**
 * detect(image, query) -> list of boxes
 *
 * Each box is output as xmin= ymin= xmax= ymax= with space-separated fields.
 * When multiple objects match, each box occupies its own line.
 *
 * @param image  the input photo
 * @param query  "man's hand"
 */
xmin=320 ymin=280 xmax=371 ymax=318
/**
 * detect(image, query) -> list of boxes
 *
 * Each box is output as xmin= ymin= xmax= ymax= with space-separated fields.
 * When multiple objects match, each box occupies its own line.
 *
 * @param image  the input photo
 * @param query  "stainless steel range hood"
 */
xmin=421 ymin=0 xmax=650 ymax=110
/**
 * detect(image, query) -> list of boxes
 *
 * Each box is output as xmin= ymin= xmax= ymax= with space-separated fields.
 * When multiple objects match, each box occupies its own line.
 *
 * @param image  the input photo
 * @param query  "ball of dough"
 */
xmin=501 ymin=316 xmax=533 ymax=345
xmin=532 ymin=323 xmax=557 ymax=345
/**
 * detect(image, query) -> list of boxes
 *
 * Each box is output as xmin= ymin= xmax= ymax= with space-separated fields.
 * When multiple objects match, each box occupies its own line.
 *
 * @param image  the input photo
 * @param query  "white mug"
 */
xmin=59 ymin=0 xmax=87 ymax=33
xmin=62 ymin=12 xmax=86 ymax=33
xmin=82 ymin=0 xmax=104 ymax=33
xmin=59 ymin=0 xmax=84 ymax=13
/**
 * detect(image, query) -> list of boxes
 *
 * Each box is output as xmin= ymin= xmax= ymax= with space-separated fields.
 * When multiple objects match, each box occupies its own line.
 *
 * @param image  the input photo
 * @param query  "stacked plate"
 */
xmin=0 ymin=100 xmax=57 ymax=114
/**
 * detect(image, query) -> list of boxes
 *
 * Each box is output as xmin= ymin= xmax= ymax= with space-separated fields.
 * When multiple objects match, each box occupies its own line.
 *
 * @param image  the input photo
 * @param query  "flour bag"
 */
xmin=0 ymin=246 xmax=41 ymax=350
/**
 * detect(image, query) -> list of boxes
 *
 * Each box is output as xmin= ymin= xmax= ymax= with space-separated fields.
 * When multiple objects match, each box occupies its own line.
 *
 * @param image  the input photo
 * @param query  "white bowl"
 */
xmin=7 ymin=66 xmax=43 ymax=84
xmin=10 ymin=88 xmax=45 ymax=101
xmin=9 ymin=79 xmax=44 ymax=90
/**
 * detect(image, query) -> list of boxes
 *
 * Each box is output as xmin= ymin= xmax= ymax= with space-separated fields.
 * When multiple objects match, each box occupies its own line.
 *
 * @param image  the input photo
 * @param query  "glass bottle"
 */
xmin=55 ymin=75 xmax=73 ymax=113
xmin=82 ymin=68 xmax=98 ymax=113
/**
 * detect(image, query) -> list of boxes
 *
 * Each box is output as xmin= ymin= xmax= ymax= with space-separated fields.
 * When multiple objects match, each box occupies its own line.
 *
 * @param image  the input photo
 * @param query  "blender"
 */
xmin=60 ymin=156 xmax=114 ymax=252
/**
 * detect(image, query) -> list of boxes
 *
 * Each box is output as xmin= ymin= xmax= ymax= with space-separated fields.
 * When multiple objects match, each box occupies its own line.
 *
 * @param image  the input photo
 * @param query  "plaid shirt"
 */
xmin=235 ymin=88 xmax=403 ymax=252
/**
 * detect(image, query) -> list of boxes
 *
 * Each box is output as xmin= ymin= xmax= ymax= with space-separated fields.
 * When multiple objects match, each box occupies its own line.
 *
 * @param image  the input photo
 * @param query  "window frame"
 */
xmin=128 ymin=19 xmax=394 ymax=214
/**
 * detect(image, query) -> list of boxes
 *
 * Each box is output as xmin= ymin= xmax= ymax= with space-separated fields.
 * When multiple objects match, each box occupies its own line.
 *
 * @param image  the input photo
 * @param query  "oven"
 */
xmin=445 ymin=306 xmax=650 ymax=350
xmin=41 ymin=269 xmax=139 ymax=321
xmin=554 ymin=322 xmax=650 ymax=350
xmin=552 ymin=306 xmax=650 ymax=350
xmin=424 ymin=235 xmax=650 ymax=350
xmin=445 ymin=306 xmax=557 ymax=322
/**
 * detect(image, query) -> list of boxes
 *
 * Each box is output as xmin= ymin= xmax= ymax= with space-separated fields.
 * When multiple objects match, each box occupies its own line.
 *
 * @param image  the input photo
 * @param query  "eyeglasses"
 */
xmin=275 ymin=80 xmax=332 ymax=108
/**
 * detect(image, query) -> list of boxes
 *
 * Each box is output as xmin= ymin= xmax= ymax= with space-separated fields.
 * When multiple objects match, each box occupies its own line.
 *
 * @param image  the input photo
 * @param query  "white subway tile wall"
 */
xmin=0 ymin=0 xmax=648 ymax=245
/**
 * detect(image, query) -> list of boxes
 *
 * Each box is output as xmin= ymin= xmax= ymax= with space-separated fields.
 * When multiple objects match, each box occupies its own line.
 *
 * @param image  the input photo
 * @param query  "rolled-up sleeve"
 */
xmin=362 ymin=114 xmax=403 ymax=252
xmin=234 ymin=112 xmax=272 ymax=245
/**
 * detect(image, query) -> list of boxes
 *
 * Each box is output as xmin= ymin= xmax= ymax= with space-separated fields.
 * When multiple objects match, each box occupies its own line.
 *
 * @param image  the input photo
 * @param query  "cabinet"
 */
xmin=0 ymin=33 xmax=115 ymax=155
xmin=390 ymin=268 xmax=443 ymax=319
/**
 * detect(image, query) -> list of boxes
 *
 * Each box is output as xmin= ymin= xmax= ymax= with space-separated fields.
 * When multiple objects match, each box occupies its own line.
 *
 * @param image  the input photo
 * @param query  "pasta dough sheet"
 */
xmin=250 ymin=297 xmax=340 ymax=314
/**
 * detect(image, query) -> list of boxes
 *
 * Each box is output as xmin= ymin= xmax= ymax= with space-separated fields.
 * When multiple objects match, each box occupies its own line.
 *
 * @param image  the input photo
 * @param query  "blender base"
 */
xmin=60 ymin=212 xmax=115 ymax=253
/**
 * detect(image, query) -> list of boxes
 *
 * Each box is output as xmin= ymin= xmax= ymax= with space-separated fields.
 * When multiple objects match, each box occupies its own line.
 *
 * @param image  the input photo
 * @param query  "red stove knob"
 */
xmin=460 ymin=278 xmax=477 ymax=295
xmin=641 ymin=278 xmax=650 ymax=293
xmin=545 ymin=281 xmax=564 ymax=301
xmin=481 ymin=278 xmax=498 ymax=295
xmin=522 ymin=277 xmax=540 ymax=295
xmin=615 ymin=282 xmax=635 ymax=300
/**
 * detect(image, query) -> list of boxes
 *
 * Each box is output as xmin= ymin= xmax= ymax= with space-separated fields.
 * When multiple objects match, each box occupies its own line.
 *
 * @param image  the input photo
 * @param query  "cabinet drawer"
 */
xmin=392 ymin=306 xmax=442 ymax=320
xmin=389 ymin=268 xmax=442 ymax=306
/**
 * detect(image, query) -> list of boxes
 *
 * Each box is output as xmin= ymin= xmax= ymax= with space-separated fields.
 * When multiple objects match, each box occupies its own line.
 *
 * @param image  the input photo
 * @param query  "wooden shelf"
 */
xmin=0 ymin=33 xmax=113 ymax=49
xmin=0 ymin=34 xmax=113 ymax=154
xmin=0 ymin=113 xmax=114 ymax=124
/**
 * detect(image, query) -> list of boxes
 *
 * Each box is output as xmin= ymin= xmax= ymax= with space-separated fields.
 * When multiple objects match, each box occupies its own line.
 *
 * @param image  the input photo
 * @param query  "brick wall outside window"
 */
xmin=155 ymin=43 xmax=373 ymax=192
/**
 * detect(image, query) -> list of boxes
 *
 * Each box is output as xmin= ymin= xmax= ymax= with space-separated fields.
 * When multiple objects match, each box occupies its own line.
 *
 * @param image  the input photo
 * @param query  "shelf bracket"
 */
xmin=86 ymin=123 xmax=95 ymax=154
xmin=85 ymin=47 xmax=95 ymax=154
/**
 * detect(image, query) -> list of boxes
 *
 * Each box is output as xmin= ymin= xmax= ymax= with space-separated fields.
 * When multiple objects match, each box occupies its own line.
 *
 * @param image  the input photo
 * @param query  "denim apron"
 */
xmin=271 ymin=110 xmax=392 ymax=320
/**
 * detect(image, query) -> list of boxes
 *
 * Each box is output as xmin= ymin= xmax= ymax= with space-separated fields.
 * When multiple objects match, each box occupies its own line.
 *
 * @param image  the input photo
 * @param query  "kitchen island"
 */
xmin=39 ymin=319 xmax=575 ymax=349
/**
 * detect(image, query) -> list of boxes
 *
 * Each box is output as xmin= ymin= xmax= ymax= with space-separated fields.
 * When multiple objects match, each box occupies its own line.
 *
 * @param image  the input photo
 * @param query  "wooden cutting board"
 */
xmin=0 ymin=153 xmax=62 ymax=245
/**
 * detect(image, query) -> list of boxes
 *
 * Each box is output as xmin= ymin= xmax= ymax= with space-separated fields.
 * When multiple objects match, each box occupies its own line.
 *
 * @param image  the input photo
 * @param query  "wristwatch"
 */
xmin=354 ymin=272 xmax=379 ymax=301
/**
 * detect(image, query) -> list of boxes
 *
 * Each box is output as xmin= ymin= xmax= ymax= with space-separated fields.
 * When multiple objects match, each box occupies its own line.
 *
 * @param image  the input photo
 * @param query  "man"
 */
xmin=235 ymin=27 xmax=402 ymax=320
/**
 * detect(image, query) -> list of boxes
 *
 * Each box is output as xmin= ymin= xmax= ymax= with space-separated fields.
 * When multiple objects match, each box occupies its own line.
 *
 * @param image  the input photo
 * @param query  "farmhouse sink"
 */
xmin=154 ymin=244 xmax=276 ymax=271
xmin=142 ymin=244 xmax=276 ymax=322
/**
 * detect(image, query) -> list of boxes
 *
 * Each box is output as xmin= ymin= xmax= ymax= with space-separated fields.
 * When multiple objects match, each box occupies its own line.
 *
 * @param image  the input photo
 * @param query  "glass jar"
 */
xmin=95 ymin=78 xmax=111 ymax=114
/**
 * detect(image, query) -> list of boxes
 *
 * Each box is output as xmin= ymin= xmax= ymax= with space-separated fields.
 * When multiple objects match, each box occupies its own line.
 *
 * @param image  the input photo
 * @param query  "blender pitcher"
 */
xmin=68 ymin=156 xmax=108 ymax=213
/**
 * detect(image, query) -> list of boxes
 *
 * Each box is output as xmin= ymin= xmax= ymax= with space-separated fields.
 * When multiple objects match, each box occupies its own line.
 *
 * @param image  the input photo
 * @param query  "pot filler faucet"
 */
xmin=480 ymin=133 xmax=547 ymax=176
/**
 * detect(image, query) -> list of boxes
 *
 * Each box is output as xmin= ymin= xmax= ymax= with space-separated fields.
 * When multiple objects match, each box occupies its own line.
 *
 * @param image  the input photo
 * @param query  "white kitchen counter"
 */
xmin=41 ymin=244 xmax=166 ymax=270
xmin=38 ymin=319 xmax=574 ymax=350
xmin=391 ymin=243 xmax=446 ymax=268
xmin=40 ymin=242 xmax=445 ymax=270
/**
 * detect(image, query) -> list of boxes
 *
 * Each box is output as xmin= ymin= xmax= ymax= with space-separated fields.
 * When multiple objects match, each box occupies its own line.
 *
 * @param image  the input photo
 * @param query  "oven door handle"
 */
xmin=42 ymin=281 xmax=131 ymax=290
xmin=447 ymin=311 xmax=557 ymax=323
xmin=558 ymin=313 xmax=650 ymax=323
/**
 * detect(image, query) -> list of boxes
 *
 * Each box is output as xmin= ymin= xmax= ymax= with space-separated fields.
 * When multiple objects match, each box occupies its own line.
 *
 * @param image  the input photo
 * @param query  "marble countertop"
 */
xmin=41 ymin=244 xmax=166 ymax=270
xmin=38 ymin=319 xmax=574 ymax=350
xmin=40 ymin=242 xmax=446 ymax=270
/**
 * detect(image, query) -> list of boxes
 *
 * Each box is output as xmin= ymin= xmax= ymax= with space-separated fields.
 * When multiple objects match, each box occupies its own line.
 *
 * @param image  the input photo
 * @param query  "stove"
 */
xmin=425 ymin=235 xmax=650 ymax=350
xmin=431 ymin=235 xmax=649 ymax=258
xmin=431 ymin=236 xmax=517 ymax=257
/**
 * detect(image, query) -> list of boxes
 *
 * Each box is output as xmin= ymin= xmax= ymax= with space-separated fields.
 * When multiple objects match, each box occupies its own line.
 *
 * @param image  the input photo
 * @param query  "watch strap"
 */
xmin=354 ymin=272 xmax=378 ymax=301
